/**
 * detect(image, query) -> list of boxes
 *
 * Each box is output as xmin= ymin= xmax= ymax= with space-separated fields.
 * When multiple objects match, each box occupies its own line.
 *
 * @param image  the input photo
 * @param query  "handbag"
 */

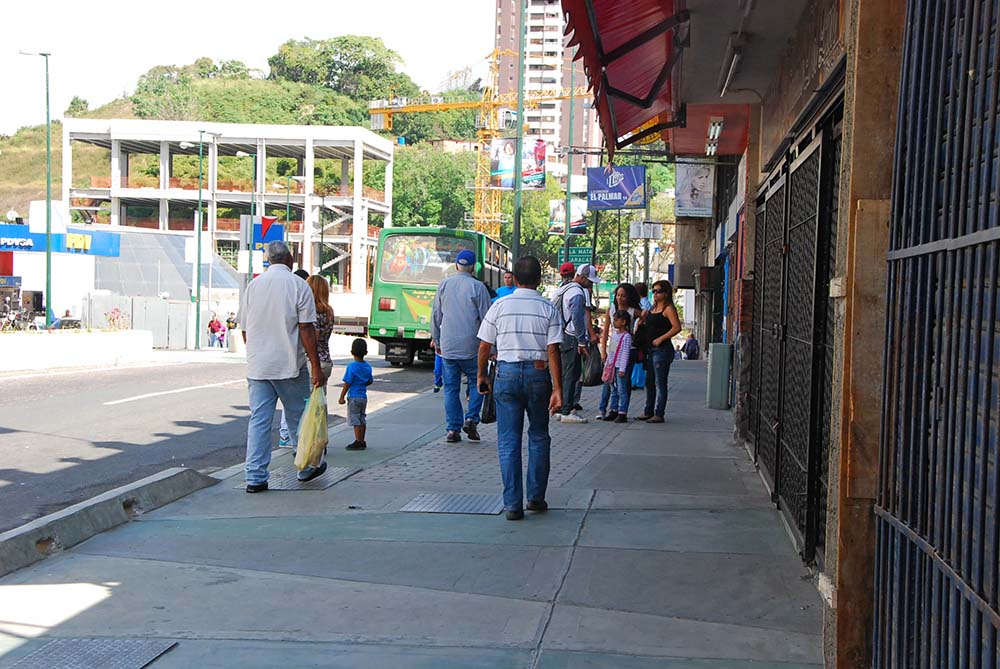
xmin=631 ymin=362 xmax=647 ymax=389
xmin=601 ymin=334 xmax=626 ymax=384
xmin=480 ymin=361 xmax=497 ymax=424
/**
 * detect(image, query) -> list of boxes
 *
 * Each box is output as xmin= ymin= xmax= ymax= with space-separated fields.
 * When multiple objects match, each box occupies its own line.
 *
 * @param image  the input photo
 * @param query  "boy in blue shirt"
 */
xmin=339 ymin=338 xmax=374 ymax=450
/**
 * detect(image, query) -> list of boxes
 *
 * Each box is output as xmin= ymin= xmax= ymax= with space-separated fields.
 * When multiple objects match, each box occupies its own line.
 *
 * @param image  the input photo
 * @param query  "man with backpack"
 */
xmin=681 ymin=332 xmax=701 ymax=360
xmin=551 ymin=264 xmax=599 ymax=423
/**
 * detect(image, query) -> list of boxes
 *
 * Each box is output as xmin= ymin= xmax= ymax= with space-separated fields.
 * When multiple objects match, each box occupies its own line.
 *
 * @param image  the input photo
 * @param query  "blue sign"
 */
xmin=0 ymin=224 xmax=120 ymax=257
xmin=252 ymin=217 xmax=284 ymax=251
xmin=0 ymin=276 xmax=21 ymax=287
xmin=587 ymin=166 xmax=647 ymax=210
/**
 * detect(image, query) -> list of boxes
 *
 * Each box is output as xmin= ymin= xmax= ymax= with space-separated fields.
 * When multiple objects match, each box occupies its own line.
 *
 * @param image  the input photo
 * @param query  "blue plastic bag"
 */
xmin=631 ymin=362 xmax=646 ymax=389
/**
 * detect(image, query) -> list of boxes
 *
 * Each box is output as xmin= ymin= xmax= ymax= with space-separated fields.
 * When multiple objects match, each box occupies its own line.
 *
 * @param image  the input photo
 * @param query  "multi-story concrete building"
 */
xmin=62 ymin=119 xmax=393 ymax=301
xmin=495 ymin=0 xmax=602 ymax=184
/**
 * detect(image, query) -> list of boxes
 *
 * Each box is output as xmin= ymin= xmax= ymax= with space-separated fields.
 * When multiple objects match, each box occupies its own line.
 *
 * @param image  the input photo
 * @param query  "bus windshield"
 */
xmin=379 ymin=234 xmax=477 ymax=285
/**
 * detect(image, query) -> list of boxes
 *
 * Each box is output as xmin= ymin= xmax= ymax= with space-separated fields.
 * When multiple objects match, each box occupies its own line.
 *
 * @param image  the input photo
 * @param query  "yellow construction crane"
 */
xmin=369 ymin=49 xmax=588 ymax=238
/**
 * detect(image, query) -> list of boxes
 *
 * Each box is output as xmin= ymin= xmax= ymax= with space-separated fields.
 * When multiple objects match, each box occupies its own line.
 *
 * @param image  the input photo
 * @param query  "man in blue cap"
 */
xmin=431 ymin=248 xmax=493 ymax=442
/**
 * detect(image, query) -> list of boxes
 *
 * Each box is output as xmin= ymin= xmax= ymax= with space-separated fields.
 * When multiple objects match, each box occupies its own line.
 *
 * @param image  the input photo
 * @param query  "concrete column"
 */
xmin=61 ymin=126 xmax=71 ymax=204
xmin=340 ymin=158 xmax=349 ymax=196
xmin=824 ymin=0 xmax=905 ymax=666
xmin=303 ymin=138 xmax=316 ymax=273
xmin=351 ymin=140 xmax=366 ymax=294
xmin=384 ymin=156 xmax=393 ymax=228
xmin=159 ymin=141 xmax=170 ymax=189
xmin=159 ymin=199 xmax=168 ymax=231
xmin=208 ymin=140 xmax=219 ymax=239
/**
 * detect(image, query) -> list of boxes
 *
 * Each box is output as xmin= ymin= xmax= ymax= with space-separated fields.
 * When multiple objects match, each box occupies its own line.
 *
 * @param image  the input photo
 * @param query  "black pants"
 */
xmin=560 ymin=345 xmax=581 ymax=415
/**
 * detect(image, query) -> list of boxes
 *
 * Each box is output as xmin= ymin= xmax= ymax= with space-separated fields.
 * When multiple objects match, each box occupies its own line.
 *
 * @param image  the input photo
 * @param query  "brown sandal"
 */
xmin=647 ymin=416 xmax=665 ymax=424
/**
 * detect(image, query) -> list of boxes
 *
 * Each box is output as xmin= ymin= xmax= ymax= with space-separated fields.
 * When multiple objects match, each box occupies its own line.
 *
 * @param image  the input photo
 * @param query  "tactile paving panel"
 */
xmin=234 ymin=466 xmax=359 ymax=491
xmin=399 ymin=492 xmax=504 ymax=515
xmin=11 ymin=638 xmax=177 ymax=669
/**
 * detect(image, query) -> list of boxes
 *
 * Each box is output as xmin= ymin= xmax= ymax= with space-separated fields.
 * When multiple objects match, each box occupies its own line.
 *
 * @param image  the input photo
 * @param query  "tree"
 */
xmin=132 ymin=66 xmax=197 ymax=120
xmin=377 ymin=144 xmax=475 ymax=227
xmin=268 ymin=36 xmax=419 ymax=101
xmin=65 ymin=96 xmax=89 ymax=117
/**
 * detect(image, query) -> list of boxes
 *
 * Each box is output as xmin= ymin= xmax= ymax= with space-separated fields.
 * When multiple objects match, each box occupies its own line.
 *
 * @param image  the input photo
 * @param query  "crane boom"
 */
xmin=369 ymin=49 xmax=590 ymax=238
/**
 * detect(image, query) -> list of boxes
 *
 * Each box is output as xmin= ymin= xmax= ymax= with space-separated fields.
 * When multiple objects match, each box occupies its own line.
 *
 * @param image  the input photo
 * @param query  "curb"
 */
xmin=0 ymin=467 xmax=217 ymax=578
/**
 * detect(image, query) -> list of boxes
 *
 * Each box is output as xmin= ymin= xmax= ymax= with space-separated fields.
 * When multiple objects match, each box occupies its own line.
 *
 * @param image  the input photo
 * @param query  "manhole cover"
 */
xmin=234 ymin=466 xmax=359 ymax=491
xmin=399 ymin=492 xmax=504 ymax=515
xmin=11 ymin=638 xmax=177 ymax=669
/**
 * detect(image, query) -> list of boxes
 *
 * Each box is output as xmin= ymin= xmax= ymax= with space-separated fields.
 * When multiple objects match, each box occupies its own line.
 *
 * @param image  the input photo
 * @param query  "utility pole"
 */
xmin=563 ymin=55 xmax=576 ymax=259
xmin=643 ymin=172 xmax=651 ymax=286
xmin=511 ymin=0 xmax=528 ymax=258
xmin=20 ymin=51 xmax=53 ymax=325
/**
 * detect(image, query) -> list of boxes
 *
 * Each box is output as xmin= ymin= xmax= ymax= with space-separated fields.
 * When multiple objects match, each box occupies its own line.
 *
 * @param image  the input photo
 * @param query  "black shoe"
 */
xmin=636 ymin=414 xmax=652 ymax=421
xmin=446 ymin=431 xmax=462 ymax=443
xmin=505 ymin=509 xmax=524 ymax=520
xmin=526 ymin=500 xmax=548 ymax=512
xmin=573 ymin=403 xmax=584 ymax=411
xmin=346 ymin=440 xmax=367 ymax=451
xmin=297 ymin=461 xmax=328 ymax=482
xmin=614 ymin=414 xmax=628 ymax=423
xmin=463 ymin=420 xmax=481 ymax=441
xmin=245 ymin=481 xmax=268 ymax=493
xmin=601 ymin=411 xmax=619 ymax=422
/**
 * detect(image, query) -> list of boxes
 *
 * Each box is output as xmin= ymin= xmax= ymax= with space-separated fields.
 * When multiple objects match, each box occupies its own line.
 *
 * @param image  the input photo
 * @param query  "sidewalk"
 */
xmin=0 ymin=362 xmax=822 ymax=668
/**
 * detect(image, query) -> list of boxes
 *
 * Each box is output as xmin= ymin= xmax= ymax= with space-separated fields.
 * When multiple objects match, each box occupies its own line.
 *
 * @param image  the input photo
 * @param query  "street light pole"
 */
xmin=196 ymin=132 xmax=205 ymax=349
xmin=20 ymin=51 xmax=52 ymax=325
xmin=563 ymin=54 xmax=576 ymax=259
xmin=511 ymin=0 xmax=527 ymax=258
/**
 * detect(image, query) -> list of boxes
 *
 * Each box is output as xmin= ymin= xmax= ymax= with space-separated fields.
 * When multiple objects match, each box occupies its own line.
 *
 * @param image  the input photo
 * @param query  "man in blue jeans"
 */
xmin=238 ymin=242 xmax=327 ymax=492
xmin=431 ymin=249 xmax=493 ymax=443
xmin=477 ymin=256 xmax=563 ymax=520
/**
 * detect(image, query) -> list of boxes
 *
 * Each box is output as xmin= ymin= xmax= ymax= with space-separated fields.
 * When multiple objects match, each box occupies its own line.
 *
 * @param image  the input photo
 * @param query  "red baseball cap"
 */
xmin=559 ymin=261 xmax=575 ymax=275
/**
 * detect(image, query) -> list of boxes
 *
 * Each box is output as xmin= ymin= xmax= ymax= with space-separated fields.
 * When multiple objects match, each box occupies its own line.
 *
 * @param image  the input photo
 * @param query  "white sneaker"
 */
xmin=560 ymin=413 xmax=588 ymax=424
xmin=553 ymin=414 xmax=562 ymax=422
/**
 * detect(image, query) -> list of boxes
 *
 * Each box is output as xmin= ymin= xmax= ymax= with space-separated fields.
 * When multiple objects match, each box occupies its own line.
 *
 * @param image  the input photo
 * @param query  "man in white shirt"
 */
xmin=238 ymin=241 xmax=326 ymax=492
xmin=477 ymin=256 xmax=563 ymax=520
xmin=551 ymin=264 xmax=599 ymax=423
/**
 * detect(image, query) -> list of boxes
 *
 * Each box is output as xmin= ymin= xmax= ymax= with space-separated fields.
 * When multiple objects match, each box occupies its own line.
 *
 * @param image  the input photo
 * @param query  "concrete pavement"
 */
xmin=0 ymin=361 xmax=822 ymax=668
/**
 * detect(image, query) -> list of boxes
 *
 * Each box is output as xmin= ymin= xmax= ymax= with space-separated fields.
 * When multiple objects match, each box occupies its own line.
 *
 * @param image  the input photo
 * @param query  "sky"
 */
xmin=1 ymin=0 xmax=497 ymax=135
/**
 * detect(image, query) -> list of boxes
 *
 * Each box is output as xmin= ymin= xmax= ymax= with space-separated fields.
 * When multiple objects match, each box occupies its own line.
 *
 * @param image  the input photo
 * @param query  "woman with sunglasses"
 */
xmin=636 ymin=279 xmax=682 ymax=423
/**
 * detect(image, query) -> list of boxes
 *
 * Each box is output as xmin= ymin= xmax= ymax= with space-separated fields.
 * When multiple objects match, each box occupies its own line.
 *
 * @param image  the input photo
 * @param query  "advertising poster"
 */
xmin=675 ymin=162 xmax=716 ymax=217
xmin=548 ymin=198 xmax=588 ymax=236
xmin=587 ymin=165 xmax=647 ymax=209
xmin=489 ymin=137 xmax=546 ymax=190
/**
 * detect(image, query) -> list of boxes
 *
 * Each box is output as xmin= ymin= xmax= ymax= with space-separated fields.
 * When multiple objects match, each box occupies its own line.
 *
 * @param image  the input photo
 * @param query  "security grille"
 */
xmin=747 ymin=109 xmax=841 ymax=563
xmin=874 ymin=0 xmax=1000 ymax=664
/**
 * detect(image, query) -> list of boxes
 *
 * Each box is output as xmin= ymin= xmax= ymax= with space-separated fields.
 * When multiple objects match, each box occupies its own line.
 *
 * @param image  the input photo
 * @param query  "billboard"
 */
xmin=489 ymin=137 xmax=546 ymax=190
xmin=587 ymin=165 xmax=647 ymax=209
xmin=676 ymin=162 xmax=716 ymax=217
xmin=548 ymin=198 xmax=588 ymax=236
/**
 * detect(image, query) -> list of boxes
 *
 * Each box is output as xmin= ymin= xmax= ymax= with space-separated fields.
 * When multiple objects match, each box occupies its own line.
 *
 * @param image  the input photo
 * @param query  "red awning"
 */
xmin=562 ymin=0 xmax=688 ymax=157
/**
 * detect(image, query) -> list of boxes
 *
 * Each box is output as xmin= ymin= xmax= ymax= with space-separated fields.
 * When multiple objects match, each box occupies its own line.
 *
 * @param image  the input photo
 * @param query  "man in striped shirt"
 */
xmin=477 ymin=256 xmax=563 ymax=521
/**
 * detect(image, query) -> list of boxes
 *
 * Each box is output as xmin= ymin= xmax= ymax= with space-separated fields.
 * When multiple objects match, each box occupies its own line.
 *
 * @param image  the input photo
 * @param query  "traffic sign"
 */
xmin=558 ymin=247 xmax=594 ymax=265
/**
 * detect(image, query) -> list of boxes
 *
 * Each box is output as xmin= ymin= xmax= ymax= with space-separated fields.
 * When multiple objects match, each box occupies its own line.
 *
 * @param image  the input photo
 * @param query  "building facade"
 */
xmin=495 ymin=0 xmax=602 ymax=181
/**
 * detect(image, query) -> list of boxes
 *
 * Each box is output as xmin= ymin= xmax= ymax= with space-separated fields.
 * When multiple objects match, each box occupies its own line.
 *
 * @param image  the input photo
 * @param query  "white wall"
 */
xmin=13 ymin=252 xmax=96 ymax=318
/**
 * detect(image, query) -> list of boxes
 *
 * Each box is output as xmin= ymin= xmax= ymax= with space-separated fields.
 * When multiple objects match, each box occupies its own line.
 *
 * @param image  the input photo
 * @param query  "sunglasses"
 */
xmin=652 ymin=289 xmax=666 ymax=294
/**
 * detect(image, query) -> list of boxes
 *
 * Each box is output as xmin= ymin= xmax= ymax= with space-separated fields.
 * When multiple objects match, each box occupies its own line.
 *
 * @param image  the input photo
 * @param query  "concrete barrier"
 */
xmin=0 ymin=330 xmax=154 ymax=372
xmin=0 ymin=467 xmax=217 ymax=577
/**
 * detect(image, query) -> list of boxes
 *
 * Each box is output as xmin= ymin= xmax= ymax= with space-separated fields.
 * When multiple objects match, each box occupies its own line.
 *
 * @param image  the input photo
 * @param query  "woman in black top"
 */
xmin=636 ymin=279 xmax=682 ymax=422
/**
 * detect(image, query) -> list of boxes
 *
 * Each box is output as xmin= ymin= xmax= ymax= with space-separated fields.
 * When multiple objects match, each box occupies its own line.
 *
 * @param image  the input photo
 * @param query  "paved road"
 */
xmin=0 ymin=355 xmax=433 ymax=533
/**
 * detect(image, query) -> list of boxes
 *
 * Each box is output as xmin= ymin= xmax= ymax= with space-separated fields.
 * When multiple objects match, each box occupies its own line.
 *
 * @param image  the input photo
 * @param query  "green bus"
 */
xmin=368 ymin=226 xmax=512 ymax=365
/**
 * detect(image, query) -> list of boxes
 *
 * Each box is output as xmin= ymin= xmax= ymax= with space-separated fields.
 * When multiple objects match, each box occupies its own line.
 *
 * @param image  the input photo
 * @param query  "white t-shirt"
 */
xmin=238 ymin=264 xmax=317 ymax=380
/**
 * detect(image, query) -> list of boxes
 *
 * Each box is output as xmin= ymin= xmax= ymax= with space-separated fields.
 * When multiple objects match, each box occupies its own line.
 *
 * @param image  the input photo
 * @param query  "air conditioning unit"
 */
xmin=697 ymin=266 xmax=723 ymax=293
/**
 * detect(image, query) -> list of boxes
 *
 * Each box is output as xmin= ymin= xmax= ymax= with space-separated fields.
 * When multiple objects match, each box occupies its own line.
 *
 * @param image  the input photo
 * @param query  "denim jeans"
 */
xmin=559 ymin=346 xmax=581 ymax=415
xmin=246 ymin=366 xmax=311 ymax=485
xmin=609 ymin=371 xmax=631 ymax=414
xmin=443 ymin=357 xmax=483 ymax=431
xmin=599 ymin=382 xmax=612 ymax=414
xmin=495 ymin=361 xmax=552 ymax=511
xmin=643 ymin=348 xmax=673 ymax=418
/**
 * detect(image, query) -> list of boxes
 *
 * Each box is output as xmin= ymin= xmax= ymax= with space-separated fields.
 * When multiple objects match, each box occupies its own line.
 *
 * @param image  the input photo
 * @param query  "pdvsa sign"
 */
xmin=0 ymin=237 xmax=34 ymax=249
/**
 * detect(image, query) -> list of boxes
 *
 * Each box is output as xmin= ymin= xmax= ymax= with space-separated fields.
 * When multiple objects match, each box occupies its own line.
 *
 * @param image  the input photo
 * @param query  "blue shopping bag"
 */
xmin=630 ymin=363 xmax=646 ymax=389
